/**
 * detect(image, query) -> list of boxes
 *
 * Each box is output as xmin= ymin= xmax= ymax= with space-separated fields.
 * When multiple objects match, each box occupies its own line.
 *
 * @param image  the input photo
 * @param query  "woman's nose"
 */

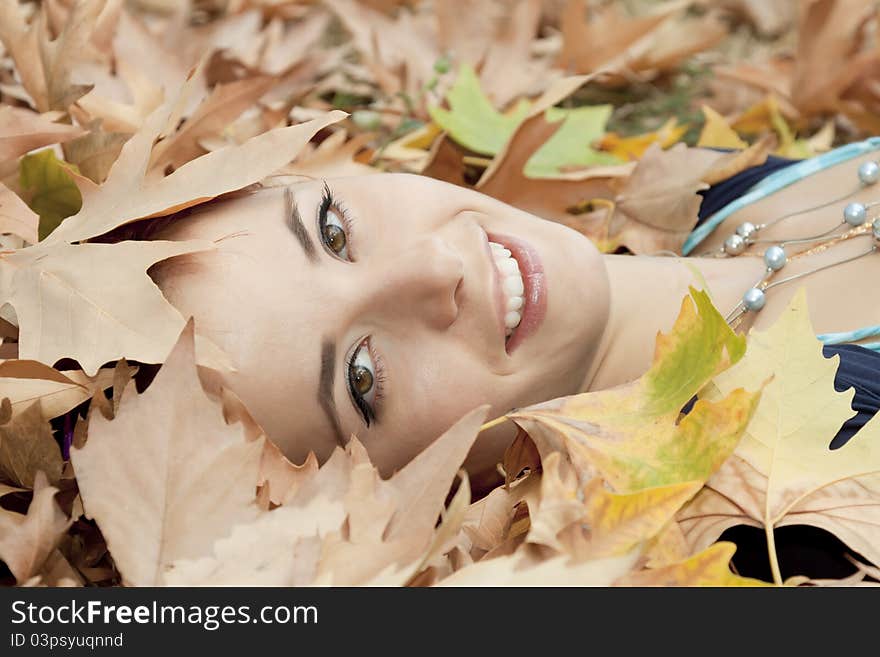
xmin=371 ymin=235 xmax=464 ymax=329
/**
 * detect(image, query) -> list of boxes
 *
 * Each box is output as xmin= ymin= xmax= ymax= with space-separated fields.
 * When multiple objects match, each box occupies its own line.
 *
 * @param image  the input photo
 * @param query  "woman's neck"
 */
xmin=580 ymin=253 xmax=766 ymax=392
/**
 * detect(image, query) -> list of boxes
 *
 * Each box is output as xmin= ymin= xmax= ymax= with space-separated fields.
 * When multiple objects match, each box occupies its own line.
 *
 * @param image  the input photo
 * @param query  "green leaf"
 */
xmin=428 ymin=64 xmax=531 ymax=156
xmin=19 ymin=149 xmax=82 ymax=241
xmin=509 ymin=287 xmax=756 ymax=492
xmin=524 ymin=105 xmax=622 ymax=177
xmin=429 ymin=65 xmax=623 ymax=175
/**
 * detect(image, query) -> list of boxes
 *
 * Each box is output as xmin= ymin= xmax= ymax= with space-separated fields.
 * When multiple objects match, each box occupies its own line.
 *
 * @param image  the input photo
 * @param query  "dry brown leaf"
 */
xmin=0 ymin=181 xmax=39 ymax=244
xmin=0 ymin=359 xmax=113 ymax=421
xmin=555 ymin=0 xmax=686 ymax=76
xmin=0 ymin=398 xmax=63 ymax=487
xmin=791 ymin=0 xmax=878 ymax=116
xmin=166 ymin=407 xmax=487 ymax=586
xmin=42 ymin=97 xmax=345 ymax=244
xmin=438 ymin=543 xmax=641 ymax=586
xmin=607 ymin=143 xmax=730 ymax=254
xmin=277 ymin=129 xmax=378 ymax=181
xmin=0 ymin=471 xmax=71 ymax=583
xmin=148 ymin=75 xmax=277 ymax=173
xmin=71 ymin=320 xmax=266 ymax=586
xmin=0 ymin=105 xmax=84 ymax=166
xmin=163 ymin=495 xmax=346 ymax=586
xmin=0 ymin=238 xmax=223 ymax=376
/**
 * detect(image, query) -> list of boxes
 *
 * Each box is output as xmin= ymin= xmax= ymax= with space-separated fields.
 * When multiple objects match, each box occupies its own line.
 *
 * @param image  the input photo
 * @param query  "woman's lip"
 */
xmin=486 ymin=232 xmax=547 ymax=355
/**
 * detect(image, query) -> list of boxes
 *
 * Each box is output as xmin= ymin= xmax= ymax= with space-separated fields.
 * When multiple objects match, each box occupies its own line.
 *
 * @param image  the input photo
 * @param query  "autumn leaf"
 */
xmin=0 ymin=182 xmax=39 ymax=244
xmin=509 ymin=287 xmax=757 ymax=492
xmin=0 ymin=359 xmax=115 ymax=421
xmin=617 ymin=542 xmax=770 ymax=586
xmin=679 ymin=288 xmax=880 ymax=583
xmin=165 ymin=406 xmax=488 ymax=586
xmin=41 ymin=97 xmax=346 ymax=245
xmin=0 ymin=398 xmax=63 ymax=487
xmin=0 ymin=238 xmax=223 ymax=376
xmin=597 ymin=117 xmax=688 ymax=161
xmin=0 ymin=471 xmax=71 ymax=583
xmin=697 ymin=105 xmax=748 ymax=149
xmin=523 ymin=105 xmax=622 ymax=178
xmin=429 ymin=64 xmax=532 ymax=157
xmin=606 ymin=143 xmax=716 ymax=253
xmin=18 ymin=148 xmax=83 ymax=240
xmin=71 ymin=320 xmax=265 ymax=586
xmin=0 ymin=106 xmax=84 ymax=166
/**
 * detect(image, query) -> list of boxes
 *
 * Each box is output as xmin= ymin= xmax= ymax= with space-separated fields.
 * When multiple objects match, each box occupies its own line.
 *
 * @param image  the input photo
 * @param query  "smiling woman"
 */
xmin=138 ymin=151 xmax=880 ymax=498
xmin=147 ymin=174 xmax=611 ymax=478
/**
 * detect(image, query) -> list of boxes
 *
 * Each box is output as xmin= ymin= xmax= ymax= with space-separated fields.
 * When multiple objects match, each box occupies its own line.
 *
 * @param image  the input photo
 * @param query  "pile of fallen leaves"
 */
xmin=2 ymin=0 xmax=880 ymax=587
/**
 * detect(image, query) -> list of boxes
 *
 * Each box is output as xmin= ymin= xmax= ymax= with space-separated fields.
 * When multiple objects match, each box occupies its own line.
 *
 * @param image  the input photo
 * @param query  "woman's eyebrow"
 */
xmin=284 ymin=186 xmax=317 ymax=262
xmin=319 ymin=338 xmax=348 ymax=447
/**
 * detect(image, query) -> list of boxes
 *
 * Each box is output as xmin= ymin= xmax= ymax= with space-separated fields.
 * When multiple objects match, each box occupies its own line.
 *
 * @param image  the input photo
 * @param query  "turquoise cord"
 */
xmin=683 ymin=136 xmax=880 ymax=255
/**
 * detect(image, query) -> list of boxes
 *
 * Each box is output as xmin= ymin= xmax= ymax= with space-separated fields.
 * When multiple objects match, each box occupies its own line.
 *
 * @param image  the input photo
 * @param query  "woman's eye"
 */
xmin=320 ymin=209 xmax=349 ymax=259
xmin=347 ymin=339 xmax=376 ymax=424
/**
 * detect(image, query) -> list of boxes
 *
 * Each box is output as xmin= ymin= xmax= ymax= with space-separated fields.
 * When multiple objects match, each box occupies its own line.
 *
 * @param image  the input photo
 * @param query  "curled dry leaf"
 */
xmin=679 ymin=288 xmax=880 ymax=582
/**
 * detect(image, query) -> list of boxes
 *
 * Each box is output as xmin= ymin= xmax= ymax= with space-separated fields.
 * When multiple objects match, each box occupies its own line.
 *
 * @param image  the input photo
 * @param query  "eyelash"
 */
xmin=318 ymin=184 xmax=387 ymax=427
xmin=345 ymin=337 xmax=387 ymax=427
xmin=318 ymin=181 xmax=357 ymax=261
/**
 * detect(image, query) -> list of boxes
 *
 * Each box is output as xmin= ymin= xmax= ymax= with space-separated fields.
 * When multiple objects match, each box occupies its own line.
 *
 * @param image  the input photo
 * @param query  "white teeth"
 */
xmin=490 ymin=240 xmax=525 ymax=338
xmin=496 ymin=257 xmax=519 ymax=276
xmin=503 ymin=276 xmax=524 ymax=296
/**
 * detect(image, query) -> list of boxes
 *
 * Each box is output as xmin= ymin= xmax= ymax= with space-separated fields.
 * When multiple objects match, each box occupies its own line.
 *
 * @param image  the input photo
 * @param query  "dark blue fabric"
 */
xmin=697 ymin=152 xmax=800 ymax=221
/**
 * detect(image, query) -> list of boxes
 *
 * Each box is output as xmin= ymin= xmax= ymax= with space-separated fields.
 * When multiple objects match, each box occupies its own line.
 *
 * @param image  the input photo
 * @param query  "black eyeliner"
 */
xmin=345 ymin=343 xmax=376 ymax=427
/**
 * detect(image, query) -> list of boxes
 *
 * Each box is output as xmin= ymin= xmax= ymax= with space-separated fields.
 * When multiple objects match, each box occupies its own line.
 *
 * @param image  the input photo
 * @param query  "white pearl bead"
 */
xmin=743 ymin=287 xmax=766 ymax=311
xmin=844 ymin=202 xmax=867 ymax=226
xmin=763 ymin=245 xmax=787 ymax=271
xmin=736 ymin=222 xmax=757 ymax=239
xmin=873 ymin=217 xmax=880 ymax=241
xmin=859 ymin=161 xmax=880 ymax=185
xmin=724 ymin=234 xmax=746 ymax=256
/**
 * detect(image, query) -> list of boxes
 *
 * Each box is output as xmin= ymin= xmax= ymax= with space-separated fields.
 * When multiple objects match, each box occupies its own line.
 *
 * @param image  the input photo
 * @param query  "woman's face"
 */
xmin=154 ymin=174 xmax=610 ymax=476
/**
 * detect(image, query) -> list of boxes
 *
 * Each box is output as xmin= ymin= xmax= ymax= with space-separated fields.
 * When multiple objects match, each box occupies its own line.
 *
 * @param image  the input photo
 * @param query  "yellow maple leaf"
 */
xmin=680 ymin=288 xmax=880 ymax=584
xmin=697 ymin=105 xmax=747 ymax=149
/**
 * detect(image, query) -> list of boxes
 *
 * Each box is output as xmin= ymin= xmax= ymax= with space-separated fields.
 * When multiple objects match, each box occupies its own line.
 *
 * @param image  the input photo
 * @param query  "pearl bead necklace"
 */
xmin=720 ymin=160 xmax=880 ymax=329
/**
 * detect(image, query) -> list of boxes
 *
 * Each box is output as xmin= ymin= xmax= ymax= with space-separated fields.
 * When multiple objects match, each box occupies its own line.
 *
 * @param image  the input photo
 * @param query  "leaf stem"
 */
xmin=765 ymin=522 xmax=783 ymax=585
xmin=479 ymin=415 xmax=510 ymax=433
